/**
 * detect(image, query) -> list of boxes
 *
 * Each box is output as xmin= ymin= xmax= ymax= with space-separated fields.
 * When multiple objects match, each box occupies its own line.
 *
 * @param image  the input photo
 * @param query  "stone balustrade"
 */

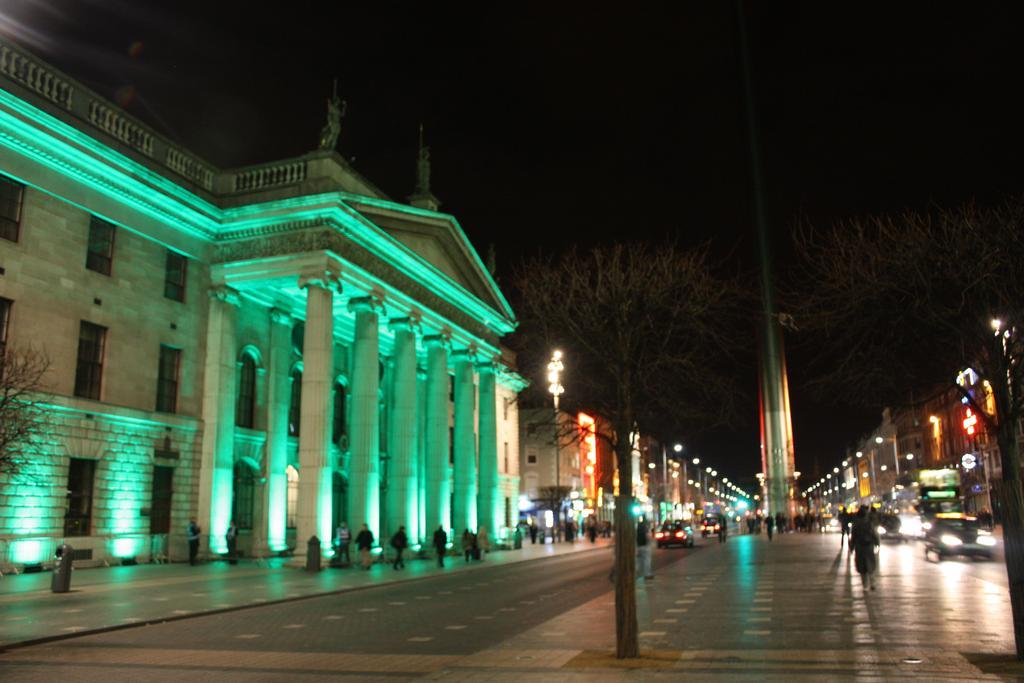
xmin=231 ymin=160 xmax=308 ymax=193
xmin=166 ymin=147 xmax=215 ymax=191
xmin=88 ymin=100 xmax=154 ymax=157
xmin=0 ymin=44 xmax=73 ymax=110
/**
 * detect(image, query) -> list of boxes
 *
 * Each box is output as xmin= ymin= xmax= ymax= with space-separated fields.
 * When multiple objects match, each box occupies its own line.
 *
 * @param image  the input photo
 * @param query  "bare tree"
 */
xmin=513 ymin=242 xmax=744 ymax=658
xmin=790 ymin=198 xmax=1024 ymax=658
xmin=0 ymin=346 xmax=49 ymax=475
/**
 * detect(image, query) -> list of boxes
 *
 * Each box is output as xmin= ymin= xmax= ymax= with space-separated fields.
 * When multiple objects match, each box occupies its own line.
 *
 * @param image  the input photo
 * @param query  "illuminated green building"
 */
xmin=0 ymin=39 xmax=524 ymax=568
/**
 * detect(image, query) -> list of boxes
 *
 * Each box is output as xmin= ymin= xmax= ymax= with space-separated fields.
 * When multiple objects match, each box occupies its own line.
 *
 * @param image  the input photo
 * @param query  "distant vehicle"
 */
xmin=877 ymin=513 xmax=912 ymax=543
xmin=654 ymin=521 xmax=695 ymax=548
xmin=701 ymin=516 xmax=722 ymax=538
xmin=821 ymin=513 xmax=841 ymax=533
xmin=924 ymin=514 xmax=995 ymax=561
xmin=917 ymin=469 xmax=964 ymax=521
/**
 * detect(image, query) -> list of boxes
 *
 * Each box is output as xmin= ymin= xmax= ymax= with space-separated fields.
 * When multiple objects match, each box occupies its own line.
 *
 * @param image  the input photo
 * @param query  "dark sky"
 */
xmin=6 ymin=2 xmax=1023 ymax=485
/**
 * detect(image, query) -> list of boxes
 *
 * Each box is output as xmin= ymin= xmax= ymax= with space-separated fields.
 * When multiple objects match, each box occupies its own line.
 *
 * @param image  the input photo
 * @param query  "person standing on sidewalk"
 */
xmin=390 ymin=526 xmax=408 ymax=570
xmin=462 ymin=529 xmax=476 ymax=562
xmin=187 ymin=518 xmax=201 ymax=565
xmin=586 ymin=516 xmax=598 ymax=543
xmin=334 ymin=522 xmax=352 ymax=567
xmin=765 ymin=513 xmax=775 ymax=541
xmin=850 ymin=506 xmax=880 ymax=591
xmin=356 ymin=524 xmax=374 ymax=570
xmin=529 ymin=521 xmax=539 ymax=544
xmin=637 ymin=517 xmax=653 ymax=580
xmin=226 ymin=520 xmax=238 ymax=565
xmin=717 ymin=517 xmax=728 ymax=543
xmin=477 ymin=526 xmax=490 ymax=560
xmin=432 ymin=526 xmax=448 ymax=567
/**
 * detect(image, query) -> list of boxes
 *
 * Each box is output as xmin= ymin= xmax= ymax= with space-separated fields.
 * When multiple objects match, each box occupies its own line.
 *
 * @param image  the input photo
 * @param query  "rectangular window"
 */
xmin=74 ymin=321 xmax=106 ymax=400
xmin=527 ymin=454 xmax=537 ymax=464
xmin=164 ymin=250 xmax=187 ymax=302
xmin=0 ymin=175 xmax=24 ymax=242
xmin=64 ymin=458 xmax=96 ymax=536
xmin=149 ymin=465 xmax=174 ymax=534
xmin=156 ymin=345 xmax=181 ymax=413
xmin=505 ymin=497 xmax=511 ymax=528
xmin=85 ymin=216 xmax=115 ymax=275
xmin=503 ymin=442 xmax=509 ymax=474
xmin=449 ymin=426 xmax=455 ymax=465
xmin=0 ymin=297 xmax=10 ymax=359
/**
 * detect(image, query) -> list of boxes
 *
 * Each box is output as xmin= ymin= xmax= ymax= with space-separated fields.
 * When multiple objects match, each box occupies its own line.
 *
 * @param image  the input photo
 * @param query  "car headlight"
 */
xmin=877 ymin=526 xmax=887 ymax=535
xmin=922 ymin=522 xmax=932 ymax=531
xmin=940 ymin=534 xmax=963 ymax=547
xmin=900 ymin=517 xmax=922 ymax=535
xmin=978 ymin=536 xmax=996 ymax=547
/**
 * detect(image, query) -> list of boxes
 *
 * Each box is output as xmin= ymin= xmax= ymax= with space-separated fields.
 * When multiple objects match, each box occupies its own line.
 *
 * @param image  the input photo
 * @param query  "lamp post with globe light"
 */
xmin=547 ymin=350 xmax=564 ymax=538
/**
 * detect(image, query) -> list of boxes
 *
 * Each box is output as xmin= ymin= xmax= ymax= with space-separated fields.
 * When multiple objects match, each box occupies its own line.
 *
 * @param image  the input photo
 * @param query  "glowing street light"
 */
xmin=547 ymin=350 xmax=565 ymax=534
xmin=673 ymin=443 xmax=683 ymax=453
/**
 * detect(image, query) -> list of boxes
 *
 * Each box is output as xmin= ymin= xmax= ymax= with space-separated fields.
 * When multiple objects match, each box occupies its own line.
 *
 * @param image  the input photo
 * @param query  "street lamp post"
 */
xmin=547 ymin=350 xmax=564 ymax=539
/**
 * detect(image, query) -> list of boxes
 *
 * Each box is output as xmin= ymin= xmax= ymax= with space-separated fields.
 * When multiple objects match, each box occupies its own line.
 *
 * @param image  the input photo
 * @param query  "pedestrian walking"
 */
xmin=765 ymin=514 xmax=775 ymax=541
xmin=717 ymin=517 xmax=728 ymax=543
xmin=225 ymin=520 xmax=238 ymax=565
xmin=477 ymin=526 xmax=490 ymax=560
xmin=636 ymin=517 xmax=653 ymax=580
xmin=390 ymin=526 xmax=408 ymax=570
xmin=529 ymin=521 xmax=539 ymax=544
xmin=432 ymin=526 xmax=447 ymax=567
xmin=334 ymin=521 xmax=352 ymax=566
xmin=356 ymin=523 xmax=374 ymax=570
xmin=775 ymin=512 xmax=786 ymax=534
xmin=187 ymin=518 xmax=201 ymax=565
xmin=746 ymin=517 xmax=755 ymax=535
xmin=838 ymin=509 xmax=850 ymax=550
xmin=586 ymin=517 xmax=598 ymax=543
xmin=462 ymin=528 xmax=476 ymax=562
xmin=850 ymin=506 xmax=880 ymax=591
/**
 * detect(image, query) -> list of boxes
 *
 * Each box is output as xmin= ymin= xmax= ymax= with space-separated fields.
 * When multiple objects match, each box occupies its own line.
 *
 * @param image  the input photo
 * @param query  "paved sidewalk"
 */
xmin=0 ymin=537 xmax=611 ymax=648
xmin=444 ymin=530 xmax=1018 ymax=680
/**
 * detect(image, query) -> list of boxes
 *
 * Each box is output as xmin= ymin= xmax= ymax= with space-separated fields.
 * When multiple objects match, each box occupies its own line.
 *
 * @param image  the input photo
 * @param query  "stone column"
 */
xmin=416 ymin=365 xmax=427 ymax=543
xmin=477 ymin=360 xmax=499 ymax=538
xmin=197 ymin=286 xmax=239 ymax=555
xmin=423 ymin=334 xmax=450 ymax=539
xmin=386 ymin=317 xmax=419 ymax=543
xmin=263 ymin=308 xmax=291 ymax=552
xmin=452 ymin=348 xmax=477 ymax=537
xmin=347 ymin=296 xmax=383 ymax=543
xmin=295 ymin=274 xmax=337 ymax=563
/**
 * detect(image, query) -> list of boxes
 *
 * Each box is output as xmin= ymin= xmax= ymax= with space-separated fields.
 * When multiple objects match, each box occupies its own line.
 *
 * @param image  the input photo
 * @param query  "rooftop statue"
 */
xmin=318 ymin=80 xmax=347 ymax=152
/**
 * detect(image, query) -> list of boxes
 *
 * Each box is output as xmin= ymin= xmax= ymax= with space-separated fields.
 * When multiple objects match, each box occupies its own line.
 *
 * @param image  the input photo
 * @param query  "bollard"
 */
xmin=51 ymin=543 xmax=73 ymax=593
xmin=306 ymin=536 xmax=321 ymax=572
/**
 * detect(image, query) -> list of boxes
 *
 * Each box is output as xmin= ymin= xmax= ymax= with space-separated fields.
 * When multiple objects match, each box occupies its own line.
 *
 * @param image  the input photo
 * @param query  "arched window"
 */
xmin=232 ymin=461 xmax=257 ymax=530
xmin=286 ymin=465 xmax=299 ymax=529
xmin=288 ymin=368 xmax=302 ymax=437
xmin=332 ymin=381 xmax=347 ymax=446
xmin=236 ymin=353 xmax=257 ymax=428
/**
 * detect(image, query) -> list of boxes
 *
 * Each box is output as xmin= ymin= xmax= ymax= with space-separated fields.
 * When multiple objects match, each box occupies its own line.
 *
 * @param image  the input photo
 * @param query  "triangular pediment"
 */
xmin=346 ymin=201 xmax=514 ymax=322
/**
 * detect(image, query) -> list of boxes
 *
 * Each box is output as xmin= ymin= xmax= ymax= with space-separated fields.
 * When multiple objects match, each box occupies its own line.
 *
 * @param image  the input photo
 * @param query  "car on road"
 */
xmin=924 ymin=514 xmax=995 ymax=561
xmin=655 ymin=521 xmax=695 ymax=548
xmin=701 ymin=516 xmax=722 ymax=538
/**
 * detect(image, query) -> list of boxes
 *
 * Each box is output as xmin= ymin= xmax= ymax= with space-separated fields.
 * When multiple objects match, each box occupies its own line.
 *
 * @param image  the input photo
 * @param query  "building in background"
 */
xmin=0 ymin=37 xmax=525 ymax=569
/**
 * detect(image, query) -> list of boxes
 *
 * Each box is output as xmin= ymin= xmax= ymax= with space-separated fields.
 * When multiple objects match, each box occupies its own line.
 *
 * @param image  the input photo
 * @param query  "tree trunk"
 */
xmin=996 ymin=413 xmax=1024 ymax=659
xmin=614 ymin=494 xmax=638 ymax=658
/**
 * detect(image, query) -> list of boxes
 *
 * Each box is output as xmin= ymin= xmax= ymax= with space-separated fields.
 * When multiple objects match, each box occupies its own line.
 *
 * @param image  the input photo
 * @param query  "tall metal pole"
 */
xmin=547 ymin=351 xmax=564 ymax=541
xmin=736 ymin=0 xmax=796 ymax=519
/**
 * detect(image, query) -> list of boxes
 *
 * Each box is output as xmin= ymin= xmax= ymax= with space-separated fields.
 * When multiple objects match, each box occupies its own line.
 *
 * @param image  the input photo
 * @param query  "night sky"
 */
xmin=6 ymin=2 xmax=1023 ymax=486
